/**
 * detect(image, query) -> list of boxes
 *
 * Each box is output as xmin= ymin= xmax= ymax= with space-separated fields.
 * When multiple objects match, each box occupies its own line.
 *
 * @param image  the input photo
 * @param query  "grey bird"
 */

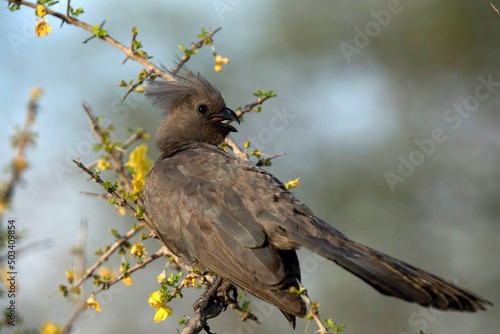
xmin=143 ymin=69 xmax=492 ymax=328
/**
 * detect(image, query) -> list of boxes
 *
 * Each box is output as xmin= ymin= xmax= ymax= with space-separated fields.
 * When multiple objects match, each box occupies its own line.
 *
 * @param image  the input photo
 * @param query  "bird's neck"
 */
xmin=155 ymin=120 xmax=228 ymax=157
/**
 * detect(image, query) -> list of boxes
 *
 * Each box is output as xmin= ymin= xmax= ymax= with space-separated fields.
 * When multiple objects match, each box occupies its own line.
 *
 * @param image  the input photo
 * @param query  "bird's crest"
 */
xmin=145 ymin=67 xmax=223 ymax=115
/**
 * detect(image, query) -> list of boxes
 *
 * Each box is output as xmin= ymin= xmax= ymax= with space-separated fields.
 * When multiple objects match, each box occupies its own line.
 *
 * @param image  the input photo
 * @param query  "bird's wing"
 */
xmin=143 ymin=144 xmax=306 ymax=317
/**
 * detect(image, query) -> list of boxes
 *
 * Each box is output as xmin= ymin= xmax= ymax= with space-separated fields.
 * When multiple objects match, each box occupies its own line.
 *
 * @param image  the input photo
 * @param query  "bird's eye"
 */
xmin=198 ymin=105 xmax=208 ymax=113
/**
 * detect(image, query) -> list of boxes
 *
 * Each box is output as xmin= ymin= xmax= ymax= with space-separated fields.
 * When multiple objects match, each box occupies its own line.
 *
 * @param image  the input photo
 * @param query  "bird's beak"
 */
xmin=212 ymin=107 xmax=240 ymax=132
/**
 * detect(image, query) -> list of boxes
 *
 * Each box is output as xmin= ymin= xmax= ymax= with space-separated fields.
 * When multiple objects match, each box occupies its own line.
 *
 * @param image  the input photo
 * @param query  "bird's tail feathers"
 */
xmin=287 ymin=220 xmax=492 ymax=312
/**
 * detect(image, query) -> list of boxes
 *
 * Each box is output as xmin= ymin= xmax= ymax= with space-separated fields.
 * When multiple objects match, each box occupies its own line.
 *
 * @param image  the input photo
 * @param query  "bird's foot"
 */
xmin=193 ymin=276 xmax=238 ymax=315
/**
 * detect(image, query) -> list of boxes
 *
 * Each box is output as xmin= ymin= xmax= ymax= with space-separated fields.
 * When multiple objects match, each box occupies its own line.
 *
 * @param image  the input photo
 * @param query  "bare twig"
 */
xmin=236 ymin=95 xmax=275 ymax=118
xmin=256 ymin=152 xmax=285 ymax=166
xmin=122 ymin=130 xmax=148 ymax=150
xmin=224 ymin=136 xmax=248 ymax=161
xmin=491 ymin=3 xmax=500 ymax=16
xmin=62 ymin=220 xmax=88 ymax=334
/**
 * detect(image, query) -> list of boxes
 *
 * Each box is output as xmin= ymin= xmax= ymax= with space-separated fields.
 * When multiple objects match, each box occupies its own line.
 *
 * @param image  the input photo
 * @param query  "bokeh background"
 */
xmin=1 ymin=0 xmax=499 ymax=333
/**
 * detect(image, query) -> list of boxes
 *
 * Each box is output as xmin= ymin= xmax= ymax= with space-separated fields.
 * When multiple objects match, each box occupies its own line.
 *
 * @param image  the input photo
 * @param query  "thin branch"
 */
xmin=236 ymin=95 xmax=275 ymax=118
xmin=16 ymin=0 xmax=175 ymax=81
xmin=491 ymin=3 xmax=500 ymax=16
xmin=69 ymin=226 xmax=140 ymax=294
xmin=62 ymin=220 xmax=88 ymax=334
xmin=72 ymin=159 xmax=151 ymax=228
xmin=0 ymin=88 xmax=39 ymax=219
xmin=82 ymin=103 xmax=134 ymax=195
xmin=82 ymin=20 xmax=105 ymax=44
xmin=224 ymin=136 xmax=248 ymax=161
xmin=122 ymin=130 xmax=147 ymax=150
xmin=96 ymin=247 xmax=169 ymax=294
xmin=171 ymin=27 xmax=222 ymax=75
xmin=122 ymin=27 xmax=139 ymax=65
xmin=121 ymin=68 xmax=154 ymax=102
xmin=256 ymin=152 xmax=285 ymax=166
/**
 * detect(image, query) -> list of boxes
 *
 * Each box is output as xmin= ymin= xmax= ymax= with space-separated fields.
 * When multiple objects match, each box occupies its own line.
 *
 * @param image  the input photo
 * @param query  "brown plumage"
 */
xmin=143 ymin=69 xmax=492 ymax=328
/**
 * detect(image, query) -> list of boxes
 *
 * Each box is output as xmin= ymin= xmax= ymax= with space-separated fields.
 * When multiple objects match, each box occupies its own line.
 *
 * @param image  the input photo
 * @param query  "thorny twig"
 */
xmin=0 ymin=89 xmax=39 ymax=218
xmin=62 ymin=220 xmax=88 ymax=334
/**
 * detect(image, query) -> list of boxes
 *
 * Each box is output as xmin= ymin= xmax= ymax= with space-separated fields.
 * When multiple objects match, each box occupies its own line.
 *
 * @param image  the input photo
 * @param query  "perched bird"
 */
xmin=143 ymin=69 xmax=491 ymax=328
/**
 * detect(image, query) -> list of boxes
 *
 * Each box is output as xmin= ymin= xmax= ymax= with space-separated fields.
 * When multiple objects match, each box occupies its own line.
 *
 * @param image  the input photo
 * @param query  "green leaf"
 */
xmin=92 ymin=24 xmax=107 ymax=38
xmin=136 ymin=205 xmax=145 ymax=220
xmin=103 ymin=180 xmax=118 ymax=192
xmin=69 ymin=6 xmax=84 ymax=17
xmin=109 ymin=228 xmax=120 ymax=238
xmin=133 ymin=40 xmax=143 ymax=50
xmin=9 ymin=4 xmax=21 ymax=11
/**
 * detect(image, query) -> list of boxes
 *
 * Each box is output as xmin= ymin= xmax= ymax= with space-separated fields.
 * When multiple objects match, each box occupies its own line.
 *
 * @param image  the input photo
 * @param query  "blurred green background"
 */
xmin=1 ymin=0 xmax=499 ymax=333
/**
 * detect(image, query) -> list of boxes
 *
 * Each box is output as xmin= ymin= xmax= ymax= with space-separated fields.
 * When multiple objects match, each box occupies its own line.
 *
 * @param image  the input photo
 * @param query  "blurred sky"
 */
xmin=1 ymin=1 xmax=499 ymax=333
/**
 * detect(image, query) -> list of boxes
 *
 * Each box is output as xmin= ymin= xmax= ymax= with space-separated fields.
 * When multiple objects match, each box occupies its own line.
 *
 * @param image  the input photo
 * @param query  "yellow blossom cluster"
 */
xmin=85 ymin=293 xmax=101 ymax=312
xmin=149 ymin=291 xmax=173 ymax=322
xmin=97 ymin=158 xmax=112 ymax=170
xmin=40 ymin=321 xmax=62 ymax=334
xmin=130 ymin=242 xmax=147 ymax=259
xmin=125 ymin=145 xmax=153 ymax=198
xmin=35 ymin=5 xmax=52 ymax=38
xmin=157 ymin=270 xmax=167 ymax=283
xmin=285 ymin=178 xmax=300 ymax=189
xmin=183 ymin=273 xmax=198 ymax=288
xmin=214 ymin=54 xmax=229 ymax=72
xmin=65 ymin=269 xmax=76 ymax=284
xmin=120 ymin=266 xmax=132 ymax=286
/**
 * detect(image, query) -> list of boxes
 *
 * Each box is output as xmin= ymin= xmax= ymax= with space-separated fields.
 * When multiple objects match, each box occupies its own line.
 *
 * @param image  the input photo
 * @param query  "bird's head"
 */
xmin=145 ymin=69 xmax=239 ymax=153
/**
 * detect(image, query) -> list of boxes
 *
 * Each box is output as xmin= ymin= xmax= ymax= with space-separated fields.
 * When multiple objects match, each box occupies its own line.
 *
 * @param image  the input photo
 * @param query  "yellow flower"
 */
xmin=148 ymin=290 xmax=164 ymax=307
xmin=149 ymin=291 xmax=173 ymax=322
xmin=214 ymin=54 xmax=230 ymax=72
xmin=130 ymin=242 xmax=147 ymax=259
xmin=40 ymin=321 xmax=62 ymax=334
xmin=13 ymin=156 xmax=27 ymax=172
xmin=183 ymin=273 xmax=197 ymax=288
xmin=30 ymin=87 xmax=43 ymax=100
xmin=154 ymin=305 xmax=173 ymax=322
xmin=285 ymin=178 xmax=300 ymax=190
xmin=99 ymin=267 xmax=115 ymax=279
xmin=125 ymin=145 xmax=153 ymax=196
xmin=157 ymin=271 xmax=167 ymax=283
xmin=97 ymin=158 xmax=112 ymax=170
xmin=141 ymin=133 xmax=151 ymax=141
xmin=65 ymin=269 xmax=76 ymax=285
xmin=36 ymin=5 xmax=47 ymax=18
xmin=85 ymin=293 xmax=101 ymax=312
xmin=35 ymin=18 xmax=52 ymax=38
xmin=117 ymin=207 xmax=127 ymax=216
xmin=120 ymin=266 xmax=132 ymax=286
